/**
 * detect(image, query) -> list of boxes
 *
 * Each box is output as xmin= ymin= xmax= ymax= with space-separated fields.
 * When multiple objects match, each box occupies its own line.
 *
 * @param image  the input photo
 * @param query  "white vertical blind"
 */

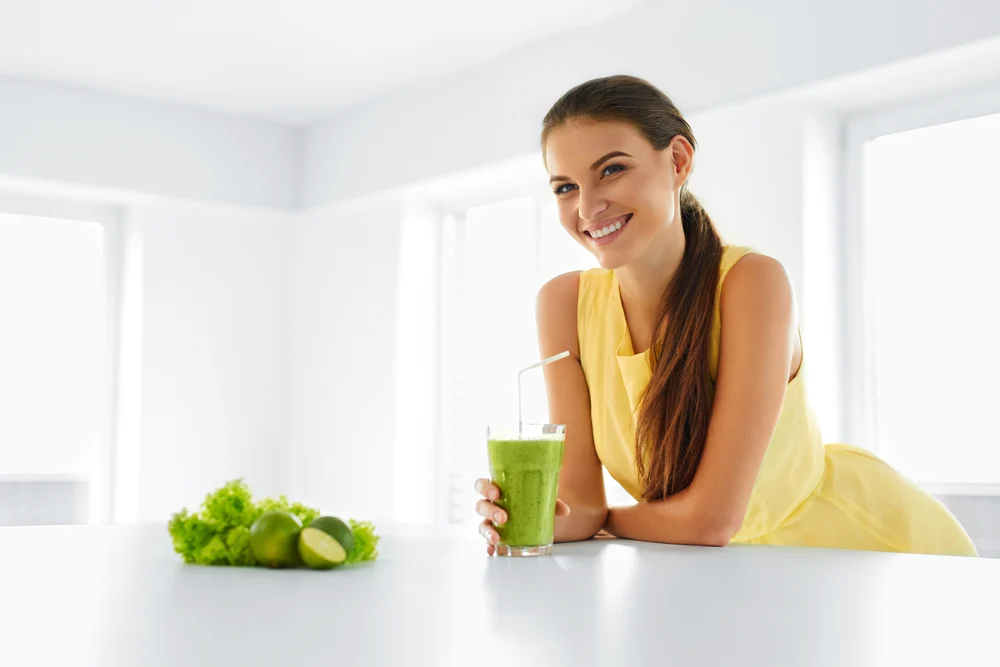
xmin=864 ymin=111 xmax=1000 ymax=484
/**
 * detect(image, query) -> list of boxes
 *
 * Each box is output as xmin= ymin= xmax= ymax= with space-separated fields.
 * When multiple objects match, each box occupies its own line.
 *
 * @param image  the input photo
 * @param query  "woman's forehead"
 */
xmin=545 ymin=120 xmax=647 ymax=173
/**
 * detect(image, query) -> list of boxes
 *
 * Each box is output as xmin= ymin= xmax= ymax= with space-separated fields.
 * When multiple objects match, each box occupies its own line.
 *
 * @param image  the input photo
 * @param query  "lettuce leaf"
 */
xmin=345 ymin=520 xmax=380 ymax=565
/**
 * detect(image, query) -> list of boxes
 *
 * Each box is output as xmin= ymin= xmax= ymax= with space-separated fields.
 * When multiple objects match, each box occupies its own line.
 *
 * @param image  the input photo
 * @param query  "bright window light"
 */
xmin=863 ymin=111 xmax=1000 ymax=484
xmin=0 ymin=213 xmax=105 ymax=514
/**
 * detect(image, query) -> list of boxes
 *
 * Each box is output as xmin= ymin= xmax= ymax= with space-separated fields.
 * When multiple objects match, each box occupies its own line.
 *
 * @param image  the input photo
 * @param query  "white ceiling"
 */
xmin=0 ymin=0 xmax=644 ymax=125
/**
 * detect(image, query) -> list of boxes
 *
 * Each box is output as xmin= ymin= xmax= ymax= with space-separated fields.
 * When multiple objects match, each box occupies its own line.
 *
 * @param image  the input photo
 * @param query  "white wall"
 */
xmin=284 ymin=198 xmax=402 ymax=521
xmin=302 ymin=0 xmax=1000 ymax=207
xmin=0 ymin=78 xmax=299 ymax=209
xmin=688 ymin=104 xmax=808 ymax=295
xmin=124 ymin=201 xmax=292 ymax=519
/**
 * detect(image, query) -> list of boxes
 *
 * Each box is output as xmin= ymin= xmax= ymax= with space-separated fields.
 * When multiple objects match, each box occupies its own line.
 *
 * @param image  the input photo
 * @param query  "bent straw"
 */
xmin=517 ymin=350 xmax=571 ymax=436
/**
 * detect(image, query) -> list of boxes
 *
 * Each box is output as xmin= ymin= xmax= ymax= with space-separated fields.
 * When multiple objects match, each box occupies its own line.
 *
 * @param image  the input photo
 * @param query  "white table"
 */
xmin=3 ymin=523 xmax=998 ymax=666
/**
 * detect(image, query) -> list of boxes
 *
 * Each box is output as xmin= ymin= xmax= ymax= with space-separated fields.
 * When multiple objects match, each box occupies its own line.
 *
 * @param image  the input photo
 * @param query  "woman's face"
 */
xmin=544 ymin=119 xmax=691 ymax=270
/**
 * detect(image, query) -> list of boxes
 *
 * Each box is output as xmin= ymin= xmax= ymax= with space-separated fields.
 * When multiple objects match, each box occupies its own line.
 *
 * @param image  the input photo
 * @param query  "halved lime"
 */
xmin=299 ymin=527 xmax=347 ymax=569
xmin=309 ymin=516 xmax=354 ymax=555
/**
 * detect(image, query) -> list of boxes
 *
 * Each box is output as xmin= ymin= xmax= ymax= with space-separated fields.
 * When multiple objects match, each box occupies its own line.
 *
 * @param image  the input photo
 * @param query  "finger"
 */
xmin=555 ymin=499 xmax=571 ymax=517
xmin=479 ymin=519 xmax=500 ymax=546
xmin=486 ymin=542 xmax=496 ymax=556
xmin=473 ymin=478 xmax=500 ymax=501
xmin=475 ymin=499 xmax=507 ymax=524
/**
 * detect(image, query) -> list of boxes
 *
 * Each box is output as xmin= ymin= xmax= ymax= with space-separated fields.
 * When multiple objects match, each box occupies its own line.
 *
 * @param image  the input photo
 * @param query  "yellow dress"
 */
xmin=578 ymin=245 xmax=977 ymax=556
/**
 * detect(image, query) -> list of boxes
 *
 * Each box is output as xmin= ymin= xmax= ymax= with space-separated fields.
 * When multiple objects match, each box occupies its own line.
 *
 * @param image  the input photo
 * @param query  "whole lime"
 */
xmin=249 ymin=510 xmax=303 ymax=568
xmin=309 ymin=516 xmax=354 ymax=556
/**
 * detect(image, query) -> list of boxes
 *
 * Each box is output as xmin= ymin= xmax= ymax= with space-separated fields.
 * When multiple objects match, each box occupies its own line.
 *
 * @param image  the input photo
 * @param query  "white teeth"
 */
xmin=590 ymin=218 xmax=628 ymax=240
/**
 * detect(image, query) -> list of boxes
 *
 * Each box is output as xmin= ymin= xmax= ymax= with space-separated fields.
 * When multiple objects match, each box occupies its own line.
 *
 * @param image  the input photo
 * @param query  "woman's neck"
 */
xmin=615 ymin=220 xmax=686 ymax=354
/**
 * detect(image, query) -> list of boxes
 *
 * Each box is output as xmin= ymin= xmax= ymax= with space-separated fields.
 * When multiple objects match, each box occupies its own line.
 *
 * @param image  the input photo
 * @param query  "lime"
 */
xmin=309 ymin=516 xmax=355 ymax=556
xmin=299 ymin=527 xmax=347 ymax=569
xmin=249 ymin=510 xmax=303 ymax=568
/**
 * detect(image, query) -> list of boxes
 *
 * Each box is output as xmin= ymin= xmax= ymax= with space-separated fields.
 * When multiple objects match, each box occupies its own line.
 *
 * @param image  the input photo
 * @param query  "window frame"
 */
xmin=842 ymin=82 xmax=1000 ymax=492
xmin=0 ymin=193 xmax=124 ymax=523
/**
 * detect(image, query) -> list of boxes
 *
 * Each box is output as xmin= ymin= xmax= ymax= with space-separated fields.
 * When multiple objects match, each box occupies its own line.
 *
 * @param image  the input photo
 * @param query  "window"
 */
xmin=431 ymin=195 xmax=633 ymax=527
xmin=852 ymin=107 xmax=1000 ymax=486
xmin=0 ymin=209 xmax=118 ymax=523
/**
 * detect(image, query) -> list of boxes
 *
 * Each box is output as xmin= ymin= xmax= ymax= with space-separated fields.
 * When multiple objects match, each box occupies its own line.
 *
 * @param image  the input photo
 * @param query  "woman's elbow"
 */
xmin=695 ymin=509 xmax=743 ymax=547
xmin=699 ymin=527 xmax=735 ymax=547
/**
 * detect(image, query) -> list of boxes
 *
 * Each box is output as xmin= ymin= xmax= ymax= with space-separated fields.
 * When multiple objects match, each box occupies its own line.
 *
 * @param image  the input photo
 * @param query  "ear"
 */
xmin=668 ymin=135 xmax=695 ymax=189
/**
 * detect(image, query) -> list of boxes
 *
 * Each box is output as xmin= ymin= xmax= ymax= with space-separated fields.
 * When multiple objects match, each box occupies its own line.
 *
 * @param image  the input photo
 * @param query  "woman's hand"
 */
xmin=473 ymin=478 xmax=571 ymax=556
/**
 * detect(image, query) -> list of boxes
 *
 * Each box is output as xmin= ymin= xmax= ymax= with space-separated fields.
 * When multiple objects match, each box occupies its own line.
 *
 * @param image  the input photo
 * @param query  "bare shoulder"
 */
xmin=720 ymin=252 xmax=800 ymax=378
xmin=721 ymin=252 xmax=794 ymax=308
xmin=537 ymin=270 xmax=581 ymax=306
xmin=536 ymin=271 xmax=582 ymax=357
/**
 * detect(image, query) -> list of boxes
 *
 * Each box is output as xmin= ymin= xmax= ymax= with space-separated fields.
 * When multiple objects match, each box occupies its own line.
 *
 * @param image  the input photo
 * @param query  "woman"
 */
xmin=474 ymin=75 xmax=976 ymax=556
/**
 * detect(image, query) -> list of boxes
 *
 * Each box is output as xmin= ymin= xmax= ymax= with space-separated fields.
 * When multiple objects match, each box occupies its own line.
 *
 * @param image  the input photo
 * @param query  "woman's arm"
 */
xmin=603 ymin=254 xmax=799 ymax=546
xmin=536 ymin=272 xmax=609 ymax=543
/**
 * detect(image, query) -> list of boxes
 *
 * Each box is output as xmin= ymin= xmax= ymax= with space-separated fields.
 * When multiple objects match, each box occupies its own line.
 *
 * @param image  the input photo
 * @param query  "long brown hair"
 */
xmin=541 ymin=75 xmax=724 ymax=501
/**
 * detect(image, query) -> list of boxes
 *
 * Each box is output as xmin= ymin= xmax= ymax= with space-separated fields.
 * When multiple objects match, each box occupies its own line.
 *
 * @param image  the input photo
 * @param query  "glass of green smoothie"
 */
xmin=486 ymin=423 xmax=566 ymax=557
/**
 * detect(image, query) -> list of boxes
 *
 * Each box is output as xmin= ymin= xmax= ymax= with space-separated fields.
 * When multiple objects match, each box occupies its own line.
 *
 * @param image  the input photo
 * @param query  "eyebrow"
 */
xmin=548 ymin=151 xmax=634 ymax=183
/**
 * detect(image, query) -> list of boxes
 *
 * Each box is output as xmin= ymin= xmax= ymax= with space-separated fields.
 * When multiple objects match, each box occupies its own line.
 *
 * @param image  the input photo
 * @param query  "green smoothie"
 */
xmin=487 ymin=435 xmax=565 ymax=548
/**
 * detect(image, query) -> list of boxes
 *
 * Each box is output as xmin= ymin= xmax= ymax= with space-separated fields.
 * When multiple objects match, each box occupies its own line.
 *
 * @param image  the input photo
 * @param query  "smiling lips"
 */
xmin=584 ymin=214 xmax=632 ymax=246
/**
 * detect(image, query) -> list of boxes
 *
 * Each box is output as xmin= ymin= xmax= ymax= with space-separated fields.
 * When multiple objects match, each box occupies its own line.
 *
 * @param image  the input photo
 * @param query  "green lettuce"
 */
xmin=345 ymin=520 xmax=380 ymax=565
xmin=167 ymin=479 xmax=378 ymax=567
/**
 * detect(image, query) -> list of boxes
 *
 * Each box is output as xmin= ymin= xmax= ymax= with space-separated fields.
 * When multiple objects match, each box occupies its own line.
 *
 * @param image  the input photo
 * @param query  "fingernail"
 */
xmin=494 ymin=512 xmax=505 ymax=525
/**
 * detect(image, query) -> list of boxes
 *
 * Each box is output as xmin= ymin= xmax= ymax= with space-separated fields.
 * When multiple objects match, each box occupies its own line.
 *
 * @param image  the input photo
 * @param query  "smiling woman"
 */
xmin=541 ymin=86 xmax=724 ymax=503
xmin=472 ymin=74 xmax=979 ymax=557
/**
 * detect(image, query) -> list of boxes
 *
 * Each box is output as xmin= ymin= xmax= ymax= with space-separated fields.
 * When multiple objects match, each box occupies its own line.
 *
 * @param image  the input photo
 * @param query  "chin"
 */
xmin=593 ymin=247 xmax=633 ymax=271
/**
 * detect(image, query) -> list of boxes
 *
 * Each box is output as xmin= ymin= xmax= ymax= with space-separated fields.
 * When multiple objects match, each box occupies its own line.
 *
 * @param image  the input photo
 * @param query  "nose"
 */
xmin=578 ymin=187 xmax=609 ymax=222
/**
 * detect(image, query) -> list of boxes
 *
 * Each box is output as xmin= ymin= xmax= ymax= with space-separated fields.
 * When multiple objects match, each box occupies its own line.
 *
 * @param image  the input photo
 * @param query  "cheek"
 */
xmin=642 ymin=193 xmax=674 ymax=226
xmin=630 ymin=172 xmax=675 ymax=225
